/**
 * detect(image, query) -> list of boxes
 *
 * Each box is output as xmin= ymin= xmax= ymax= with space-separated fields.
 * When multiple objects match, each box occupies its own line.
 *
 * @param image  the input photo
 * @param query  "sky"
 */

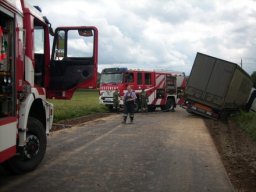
xmin=28 ymin=0 xmax=256 ymax=75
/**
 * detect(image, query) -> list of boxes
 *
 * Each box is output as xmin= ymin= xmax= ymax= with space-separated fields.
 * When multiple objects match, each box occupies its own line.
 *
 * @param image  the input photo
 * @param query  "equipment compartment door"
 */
xmin=47 ymin=27 xmax=98 ymax=99
xmin=0 ymin=6 xmax=17 ymax=163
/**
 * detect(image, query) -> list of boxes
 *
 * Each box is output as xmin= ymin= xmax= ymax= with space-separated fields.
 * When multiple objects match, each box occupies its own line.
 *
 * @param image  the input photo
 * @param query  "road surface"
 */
xmin=0 ymin=108 xmax=234 ymax=192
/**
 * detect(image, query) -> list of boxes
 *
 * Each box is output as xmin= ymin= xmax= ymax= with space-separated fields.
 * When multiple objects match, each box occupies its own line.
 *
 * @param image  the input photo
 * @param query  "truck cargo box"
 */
xmin=185 ymin=53 xmax=253 ymax=111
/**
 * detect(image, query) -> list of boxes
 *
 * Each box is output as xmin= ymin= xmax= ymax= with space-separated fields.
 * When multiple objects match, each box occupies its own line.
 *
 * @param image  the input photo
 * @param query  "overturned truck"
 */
xmin=184 ymin=52 xmax=253 ymax=119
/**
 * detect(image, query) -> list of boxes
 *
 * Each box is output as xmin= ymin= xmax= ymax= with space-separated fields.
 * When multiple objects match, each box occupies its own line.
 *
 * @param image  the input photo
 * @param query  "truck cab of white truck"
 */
xmin=246 ymin=88 xmax=256 ymax=112
xmin=0 ymin=0 xmax=98 ymax=173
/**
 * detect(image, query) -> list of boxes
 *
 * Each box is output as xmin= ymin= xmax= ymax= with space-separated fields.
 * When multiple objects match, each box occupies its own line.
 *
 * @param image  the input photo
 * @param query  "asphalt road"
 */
xmin=0 ymin=108 xmax=234 ymax=192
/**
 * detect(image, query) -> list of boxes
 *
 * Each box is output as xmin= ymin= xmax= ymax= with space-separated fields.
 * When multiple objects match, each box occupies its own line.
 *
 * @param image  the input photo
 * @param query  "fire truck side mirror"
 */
xmin=49 ymin=27 xmax=55 ymax=36
xmin=43 ymin=16 xmax=54 ymax=36
xmin=78 ymin=29 xmax=93 ymax=37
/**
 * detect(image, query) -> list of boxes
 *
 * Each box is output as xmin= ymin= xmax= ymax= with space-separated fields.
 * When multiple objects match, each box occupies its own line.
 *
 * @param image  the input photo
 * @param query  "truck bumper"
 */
xmin=99 ymin=96 xmax=114 ymax=105
xmin=185 ymin=100 xmax=219 ymax=119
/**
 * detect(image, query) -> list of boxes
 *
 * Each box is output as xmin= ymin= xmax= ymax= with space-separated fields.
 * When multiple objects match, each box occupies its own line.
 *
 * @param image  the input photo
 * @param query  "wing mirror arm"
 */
xmin=43 ymin=16 xmax=55 ymax=36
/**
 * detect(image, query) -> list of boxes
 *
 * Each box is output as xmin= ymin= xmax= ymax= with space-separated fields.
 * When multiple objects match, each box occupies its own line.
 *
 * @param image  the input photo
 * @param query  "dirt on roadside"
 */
xmin=51 ymin=113 xmax=112 ymax=131
xmin=205 ymin=119 xmax=256 ymax=192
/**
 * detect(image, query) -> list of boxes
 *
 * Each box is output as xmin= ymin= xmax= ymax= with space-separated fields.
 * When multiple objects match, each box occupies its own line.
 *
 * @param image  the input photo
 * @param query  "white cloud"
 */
xmin=68 ymin=39 xmax=94 ymax=57
xmin=28 ymin=0 xmax=256 ymax=75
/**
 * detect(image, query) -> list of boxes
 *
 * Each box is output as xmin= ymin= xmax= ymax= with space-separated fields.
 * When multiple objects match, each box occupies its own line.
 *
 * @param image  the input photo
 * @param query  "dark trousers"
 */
xmin=123 ymin=101 xmax=134 ymax=121
xmin=113 ymin=100 xmax=119 ymax=112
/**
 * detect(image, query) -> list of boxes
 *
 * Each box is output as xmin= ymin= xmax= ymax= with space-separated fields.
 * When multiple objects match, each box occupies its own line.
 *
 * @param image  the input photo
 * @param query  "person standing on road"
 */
xmin=122 ymin=85 xmax=137 ymax=124
xmin=113 ymin=88 xmax=120 ymax=113
xmin=140 ymin=89 xmax=148 ymax=112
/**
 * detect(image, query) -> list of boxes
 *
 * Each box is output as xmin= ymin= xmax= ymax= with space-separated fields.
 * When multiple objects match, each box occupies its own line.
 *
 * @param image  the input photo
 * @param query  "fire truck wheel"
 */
xmin=148 ymin=105 xmax=156 ymax=112
xmin=5 ymin=117 xmax=46 ymax=174
xmin=161 ymin=98 xmax=174 ymax=112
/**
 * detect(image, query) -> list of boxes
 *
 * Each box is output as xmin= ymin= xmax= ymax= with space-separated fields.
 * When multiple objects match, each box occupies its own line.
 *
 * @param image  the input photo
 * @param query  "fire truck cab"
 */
xmin=99 ymin=68 xmax=186 ymax=112
xmin=0 ymin=0 xmax=98 ymax=173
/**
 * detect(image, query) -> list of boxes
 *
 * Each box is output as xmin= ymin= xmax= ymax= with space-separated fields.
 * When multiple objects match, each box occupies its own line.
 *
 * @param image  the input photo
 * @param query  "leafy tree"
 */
xmin=251 ymin=71 xmax=256 ymax=88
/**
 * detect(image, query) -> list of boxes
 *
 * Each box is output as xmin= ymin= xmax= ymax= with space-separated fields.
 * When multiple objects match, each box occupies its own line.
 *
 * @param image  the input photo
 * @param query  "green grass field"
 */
xmin=232 ymin=111 xmax=256 ymax=140
xmin=48 ymin=89 xmax=107 ymax=122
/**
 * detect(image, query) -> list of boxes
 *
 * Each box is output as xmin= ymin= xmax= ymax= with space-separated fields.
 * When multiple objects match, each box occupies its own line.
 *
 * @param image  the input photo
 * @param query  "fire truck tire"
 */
xmin=161 ymin=98 xmax=174 ymax=112
xmin=148 ymin=105 xmax=156 ymax=112
xmin=5 ymin=117 xmax=46 ymax=174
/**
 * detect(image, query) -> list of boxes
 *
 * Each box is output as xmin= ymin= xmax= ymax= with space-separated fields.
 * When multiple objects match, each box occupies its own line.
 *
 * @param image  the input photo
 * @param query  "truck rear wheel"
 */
xmin=161 ymin=98 xmax=174 ymax=112
xmin=5 ymin=117 xmax=46 ymax=174
xmin=148 ymin=105 xmax=156 ymax=112
xmin=219 ymin=111 xmax=230 ymax=120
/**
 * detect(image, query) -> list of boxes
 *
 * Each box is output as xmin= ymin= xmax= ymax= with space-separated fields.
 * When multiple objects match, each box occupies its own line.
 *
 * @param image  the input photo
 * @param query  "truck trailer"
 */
xmin=184 ymin=52 xmax=253 ymax=119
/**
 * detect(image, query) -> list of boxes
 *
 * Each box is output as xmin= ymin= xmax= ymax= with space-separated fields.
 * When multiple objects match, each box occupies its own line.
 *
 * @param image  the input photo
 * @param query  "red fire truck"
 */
xmin=0 ymin=0 xmax=98 ymax=173
xmin=99 ymin=68 xmax=186 ymax=111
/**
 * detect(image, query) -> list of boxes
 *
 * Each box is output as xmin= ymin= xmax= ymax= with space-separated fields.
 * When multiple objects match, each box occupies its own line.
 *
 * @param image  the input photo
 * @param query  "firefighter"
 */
xmin=140 ymin=88 xmax=148 ymax=112
xmin=113 ymin=88 xmax=120 ymax=112
xmin=122 ymin=85 xmax=137 ymax=124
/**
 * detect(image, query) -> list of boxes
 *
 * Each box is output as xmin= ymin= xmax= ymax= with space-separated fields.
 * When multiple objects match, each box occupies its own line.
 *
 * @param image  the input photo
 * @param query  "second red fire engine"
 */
xmin=99 ymin=68 xmax=186 ymax=112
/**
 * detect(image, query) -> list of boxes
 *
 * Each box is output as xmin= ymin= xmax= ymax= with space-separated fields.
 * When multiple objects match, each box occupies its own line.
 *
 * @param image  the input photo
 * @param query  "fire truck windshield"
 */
xmin=100 ymin=73 xmax=123 ymax=84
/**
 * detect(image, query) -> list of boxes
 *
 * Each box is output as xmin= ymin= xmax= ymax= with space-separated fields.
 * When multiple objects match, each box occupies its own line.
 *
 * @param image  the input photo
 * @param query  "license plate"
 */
xmin=105 ymin=98 xmax=113 ymax=101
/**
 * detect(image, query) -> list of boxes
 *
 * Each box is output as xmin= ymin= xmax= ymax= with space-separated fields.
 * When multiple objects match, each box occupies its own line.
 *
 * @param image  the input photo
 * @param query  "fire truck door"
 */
xmin=0 ymin=8 xmax=17 ymax=163
xmin=47 ymin=27 xmax=98 ymax=99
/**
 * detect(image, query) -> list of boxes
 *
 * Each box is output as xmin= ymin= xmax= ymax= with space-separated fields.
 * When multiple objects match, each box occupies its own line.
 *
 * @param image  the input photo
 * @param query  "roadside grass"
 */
xmin=48 ymin=89 xmax=107 ymax=122
xmin=233 ymin=111 xmax=256 ymax=140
